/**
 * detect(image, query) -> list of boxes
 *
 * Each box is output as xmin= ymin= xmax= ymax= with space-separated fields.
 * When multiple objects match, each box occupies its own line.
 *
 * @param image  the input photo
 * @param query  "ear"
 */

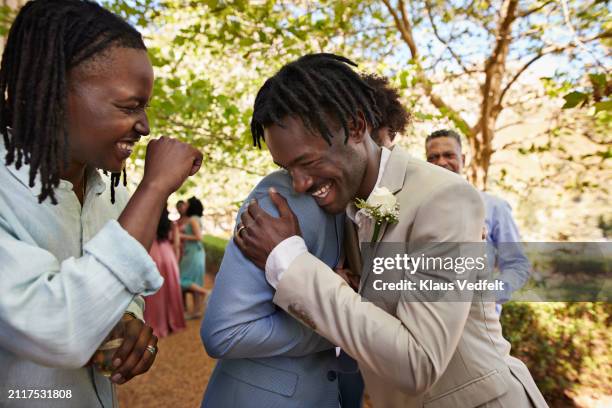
xmin=461 ymin=153 xmax=466 ymax=167
xmin=347 ymin=111 xmax=367 ymax=144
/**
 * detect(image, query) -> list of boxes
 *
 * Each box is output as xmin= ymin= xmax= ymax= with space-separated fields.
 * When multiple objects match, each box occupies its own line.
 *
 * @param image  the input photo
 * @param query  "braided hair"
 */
xmin=0 ymin=0 xmax=146 ymax=204
xmin=251 ymin=53 xmax=380 ymax=148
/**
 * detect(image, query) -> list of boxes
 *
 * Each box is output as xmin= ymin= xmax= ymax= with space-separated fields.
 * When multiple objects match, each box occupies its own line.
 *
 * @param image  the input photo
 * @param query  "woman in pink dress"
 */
xmin=144 ymin=208 xmax=186 ymax=338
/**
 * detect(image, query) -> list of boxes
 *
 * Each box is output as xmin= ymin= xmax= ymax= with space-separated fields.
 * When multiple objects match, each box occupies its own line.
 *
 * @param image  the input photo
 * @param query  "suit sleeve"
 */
xmin=201 ymin=195 xmax=333 ymax=359
xmin=272 ymin=182 xmax=485 ymax=394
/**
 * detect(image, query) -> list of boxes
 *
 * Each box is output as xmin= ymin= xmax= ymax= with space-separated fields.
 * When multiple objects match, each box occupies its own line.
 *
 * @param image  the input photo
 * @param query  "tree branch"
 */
xmin=497 ymin=52 xmax=547 ymax=107
xmin=425 ymin=0 xmax=471 ymax=75
xmin=498 ymin=33 xmax=609 ymax=107
xmin=382 ymin=0 xmax=473 ymax=136
xmin=518 ymin=0 xmax=555 ymax=18
xmin=205 ymin=156 xmax=267 ymax=176
xmin=479 ymin=0 xmax=519 ymax=129
xmin=560 ymin=0 xmax=610 ymax=73
xmin=495 ymin=120 xmax=525 ymax=133
xmin=382 ymin=0 xmax=418 ymax=58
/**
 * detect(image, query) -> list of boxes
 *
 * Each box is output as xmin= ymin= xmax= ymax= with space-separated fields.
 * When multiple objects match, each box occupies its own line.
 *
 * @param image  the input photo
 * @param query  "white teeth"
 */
xmin=117 ymin=142 xmax=134 ymax=152
xmin=312 ymin=182 xmax=331 ymax=198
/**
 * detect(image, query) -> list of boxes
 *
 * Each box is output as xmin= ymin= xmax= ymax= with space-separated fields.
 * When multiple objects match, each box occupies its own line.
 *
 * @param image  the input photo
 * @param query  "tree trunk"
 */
xmin=467 ymin=0 xmax=518 ymax=189
xmin=383 ymin=0 xmax=520 ymax=190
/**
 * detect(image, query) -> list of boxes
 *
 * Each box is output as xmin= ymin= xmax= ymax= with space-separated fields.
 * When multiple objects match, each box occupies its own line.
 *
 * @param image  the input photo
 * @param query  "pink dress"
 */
xmin=144 ymin=239 xmax=186 ymax=338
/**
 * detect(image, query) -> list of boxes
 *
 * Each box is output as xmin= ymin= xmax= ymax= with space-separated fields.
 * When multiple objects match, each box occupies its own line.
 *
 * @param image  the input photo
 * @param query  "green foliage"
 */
xmin=562 ymin=91 xmax=590 ymax=109
xmin=561 ymin=72 xmax=612 ymax=118
xmin=203 ymin=234 xmax=228 ymax=276
xmin=2 ymin=0 xmax=607 ymax=239
xmin=598 ymin=215 xmax=612 ymax=239
xmin=501 ymin=302 xmax=612 ymax=403
xmin=98 ymin=0 xmax=611 ymax=236
xmin=549 ymin=255 xmax=610 ymax=277
xmin=0 ymin=5 xmax=16 ymax=37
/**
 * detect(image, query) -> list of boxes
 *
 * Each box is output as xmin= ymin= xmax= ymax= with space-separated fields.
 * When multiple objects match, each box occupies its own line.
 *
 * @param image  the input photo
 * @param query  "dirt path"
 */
xmin=117 ymin=317 xmax=213 ymax=408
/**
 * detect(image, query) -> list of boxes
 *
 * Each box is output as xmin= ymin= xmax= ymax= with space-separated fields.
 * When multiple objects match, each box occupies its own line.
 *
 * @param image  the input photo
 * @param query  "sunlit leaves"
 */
xmin=562 ymin=91 xmax=590 ymax=108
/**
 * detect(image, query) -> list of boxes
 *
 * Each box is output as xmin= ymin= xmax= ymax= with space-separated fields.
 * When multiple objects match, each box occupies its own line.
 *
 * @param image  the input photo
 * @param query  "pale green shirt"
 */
xmin=0 ymin=142 xmax=162 ymax=407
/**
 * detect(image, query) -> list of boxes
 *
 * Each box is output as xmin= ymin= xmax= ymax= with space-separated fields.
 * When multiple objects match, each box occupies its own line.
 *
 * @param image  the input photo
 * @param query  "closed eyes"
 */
xmin=121 ymin=104 xmax=149 ymax=114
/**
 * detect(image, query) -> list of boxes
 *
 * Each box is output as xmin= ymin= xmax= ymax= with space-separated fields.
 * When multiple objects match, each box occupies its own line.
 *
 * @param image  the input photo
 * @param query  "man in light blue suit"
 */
xmin=200 ymin=170 xmax=344 ymax=408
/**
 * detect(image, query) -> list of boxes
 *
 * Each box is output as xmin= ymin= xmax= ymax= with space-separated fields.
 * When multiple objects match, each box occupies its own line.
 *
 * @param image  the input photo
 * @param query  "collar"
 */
xmin=1 ymin=140 xmax=106 ymax=198
xmin=375 ymin=144 xmax=409 ymax=195
xmin=346 ymin=146 xmax=392 ymax=223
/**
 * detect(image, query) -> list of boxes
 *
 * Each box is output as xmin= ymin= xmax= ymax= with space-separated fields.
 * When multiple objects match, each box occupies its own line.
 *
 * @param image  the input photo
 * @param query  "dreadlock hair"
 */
xmin=250 ymin=53 xmax=381 ymax=148
xmin=362 ymin=73 xmax=410 ymax=143
xmin=0 ymin=0 xmax=146 ymax=204
xmin=105 ymin=167 xmax=127 ymax=205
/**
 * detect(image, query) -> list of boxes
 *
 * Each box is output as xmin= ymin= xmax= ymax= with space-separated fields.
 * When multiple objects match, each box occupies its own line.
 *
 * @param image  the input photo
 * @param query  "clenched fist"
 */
xmin=142 ymin=137 xmax=203 ymax=196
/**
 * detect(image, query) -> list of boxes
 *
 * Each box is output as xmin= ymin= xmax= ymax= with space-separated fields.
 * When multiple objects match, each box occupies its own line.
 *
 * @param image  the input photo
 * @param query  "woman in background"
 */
xmin=144 ymin=208 xmax=186 ymax=338
xmin=179 ymin=196 xmax=208 ymax=319
xmin=174 ymin=199 xmax=188 ymax=260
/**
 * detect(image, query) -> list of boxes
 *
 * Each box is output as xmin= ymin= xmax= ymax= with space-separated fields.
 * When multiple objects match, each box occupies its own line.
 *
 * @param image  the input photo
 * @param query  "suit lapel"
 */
xmin=359 ymin=147 xmax=411 ymax=292
xmin=372 ymin=148 xmax=409 ymax=247
xmin=377 ymin=146 xmax=409 ymax=196
xmin=344 ymin=217 xmax=362 ymax=276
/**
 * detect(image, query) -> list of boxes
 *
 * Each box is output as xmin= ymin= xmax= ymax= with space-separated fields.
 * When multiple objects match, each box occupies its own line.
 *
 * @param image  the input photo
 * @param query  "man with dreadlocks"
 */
xmin=235 ymin=53 xmax=547 ymax=407
xmin=0 ymin=1 xmax=202 ymax=407
xmin=199 ymin=72 xmax=407 ymax=408
xmin=331 ymin=72 xmax=412 ymax=408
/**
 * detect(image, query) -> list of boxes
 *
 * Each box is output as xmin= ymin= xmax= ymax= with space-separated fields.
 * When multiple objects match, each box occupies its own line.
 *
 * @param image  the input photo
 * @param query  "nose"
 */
xmin=436 ymin=157 xmax=448 ymax=167
xmin=291 ymin=169 xmax=313 ymax=193
xmin=134 ymin=112 xmax=150 ymax=136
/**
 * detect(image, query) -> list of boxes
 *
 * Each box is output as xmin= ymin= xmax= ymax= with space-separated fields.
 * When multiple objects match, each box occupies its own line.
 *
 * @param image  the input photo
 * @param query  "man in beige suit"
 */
xmin=235 ymin=53 xmax=547 ymax=408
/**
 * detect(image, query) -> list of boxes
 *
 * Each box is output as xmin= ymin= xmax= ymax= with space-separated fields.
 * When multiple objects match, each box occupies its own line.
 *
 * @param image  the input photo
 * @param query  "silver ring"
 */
xmin=237 ymin=225 xmax=247 ymax=236
xmin=146 ymin=345 xmax=157 ymax=355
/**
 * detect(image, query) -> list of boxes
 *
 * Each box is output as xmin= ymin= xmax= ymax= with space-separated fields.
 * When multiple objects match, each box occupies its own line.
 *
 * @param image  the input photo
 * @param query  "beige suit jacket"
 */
xmin=273 ymin=147 xmax=548 ymax=408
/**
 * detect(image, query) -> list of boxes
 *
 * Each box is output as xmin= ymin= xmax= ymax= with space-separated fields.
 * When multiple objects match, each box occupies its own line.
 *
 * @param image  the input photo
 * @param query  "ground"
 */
xmin=117 ymin=318 xmax=213 ymax=408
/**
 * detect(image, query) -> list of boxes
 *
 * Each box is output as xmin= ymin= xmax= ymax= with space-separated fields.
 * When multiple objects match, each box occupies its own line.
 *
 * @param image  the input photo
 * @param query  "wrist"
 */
xmin=137 ymin=179 xmax=172 ymax=200
xmin=122 ymin=311 xmax=140 ymax=322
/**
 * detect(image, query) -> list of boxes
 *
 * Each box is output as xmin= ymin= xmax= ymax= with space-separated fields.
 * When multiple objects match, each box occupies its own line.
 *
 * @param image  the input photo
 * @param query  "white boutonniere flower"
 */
xmin=355 ymin=187 xmax=399 ymax=242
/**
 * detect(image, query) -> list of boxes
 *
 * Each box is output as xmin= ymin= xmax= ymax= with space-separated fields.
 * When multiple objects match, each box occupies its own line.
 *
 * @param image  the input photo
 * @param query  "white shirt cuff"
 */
xmin=265 ymin=235 xmax=308 ymax=289
xmin=125 ymin=296 xmax=145 ymax=321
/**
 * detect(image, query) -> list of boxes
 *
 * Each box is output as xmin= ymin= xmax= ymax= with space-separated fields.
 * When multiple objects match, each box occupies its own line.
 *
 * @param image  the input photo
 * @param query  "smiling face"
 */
xmin=425 ymin=136 xmax=465 ymax=174
xmin=65 ymin=46 xmax=154 ymax=173
xmin=264 ymin=115 xmax=368 ymax=214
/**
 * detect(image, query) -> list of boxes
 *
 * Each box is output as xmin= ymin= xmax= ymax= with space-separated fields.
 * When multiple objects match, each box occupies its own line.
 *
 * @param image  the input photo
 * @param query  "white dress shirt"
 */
xmin=0 ymin=141 xmax=162 ymax=407
xmin=265 ymin=147 xmax=391 ymax=288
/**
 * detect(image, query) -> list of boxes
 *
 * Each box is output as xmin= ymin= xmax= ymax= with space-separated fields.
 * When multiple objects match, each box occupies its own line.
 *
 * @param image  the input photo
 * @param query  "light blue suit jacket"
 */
xmin=201 ymin=171 xmax=344 ymax=408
